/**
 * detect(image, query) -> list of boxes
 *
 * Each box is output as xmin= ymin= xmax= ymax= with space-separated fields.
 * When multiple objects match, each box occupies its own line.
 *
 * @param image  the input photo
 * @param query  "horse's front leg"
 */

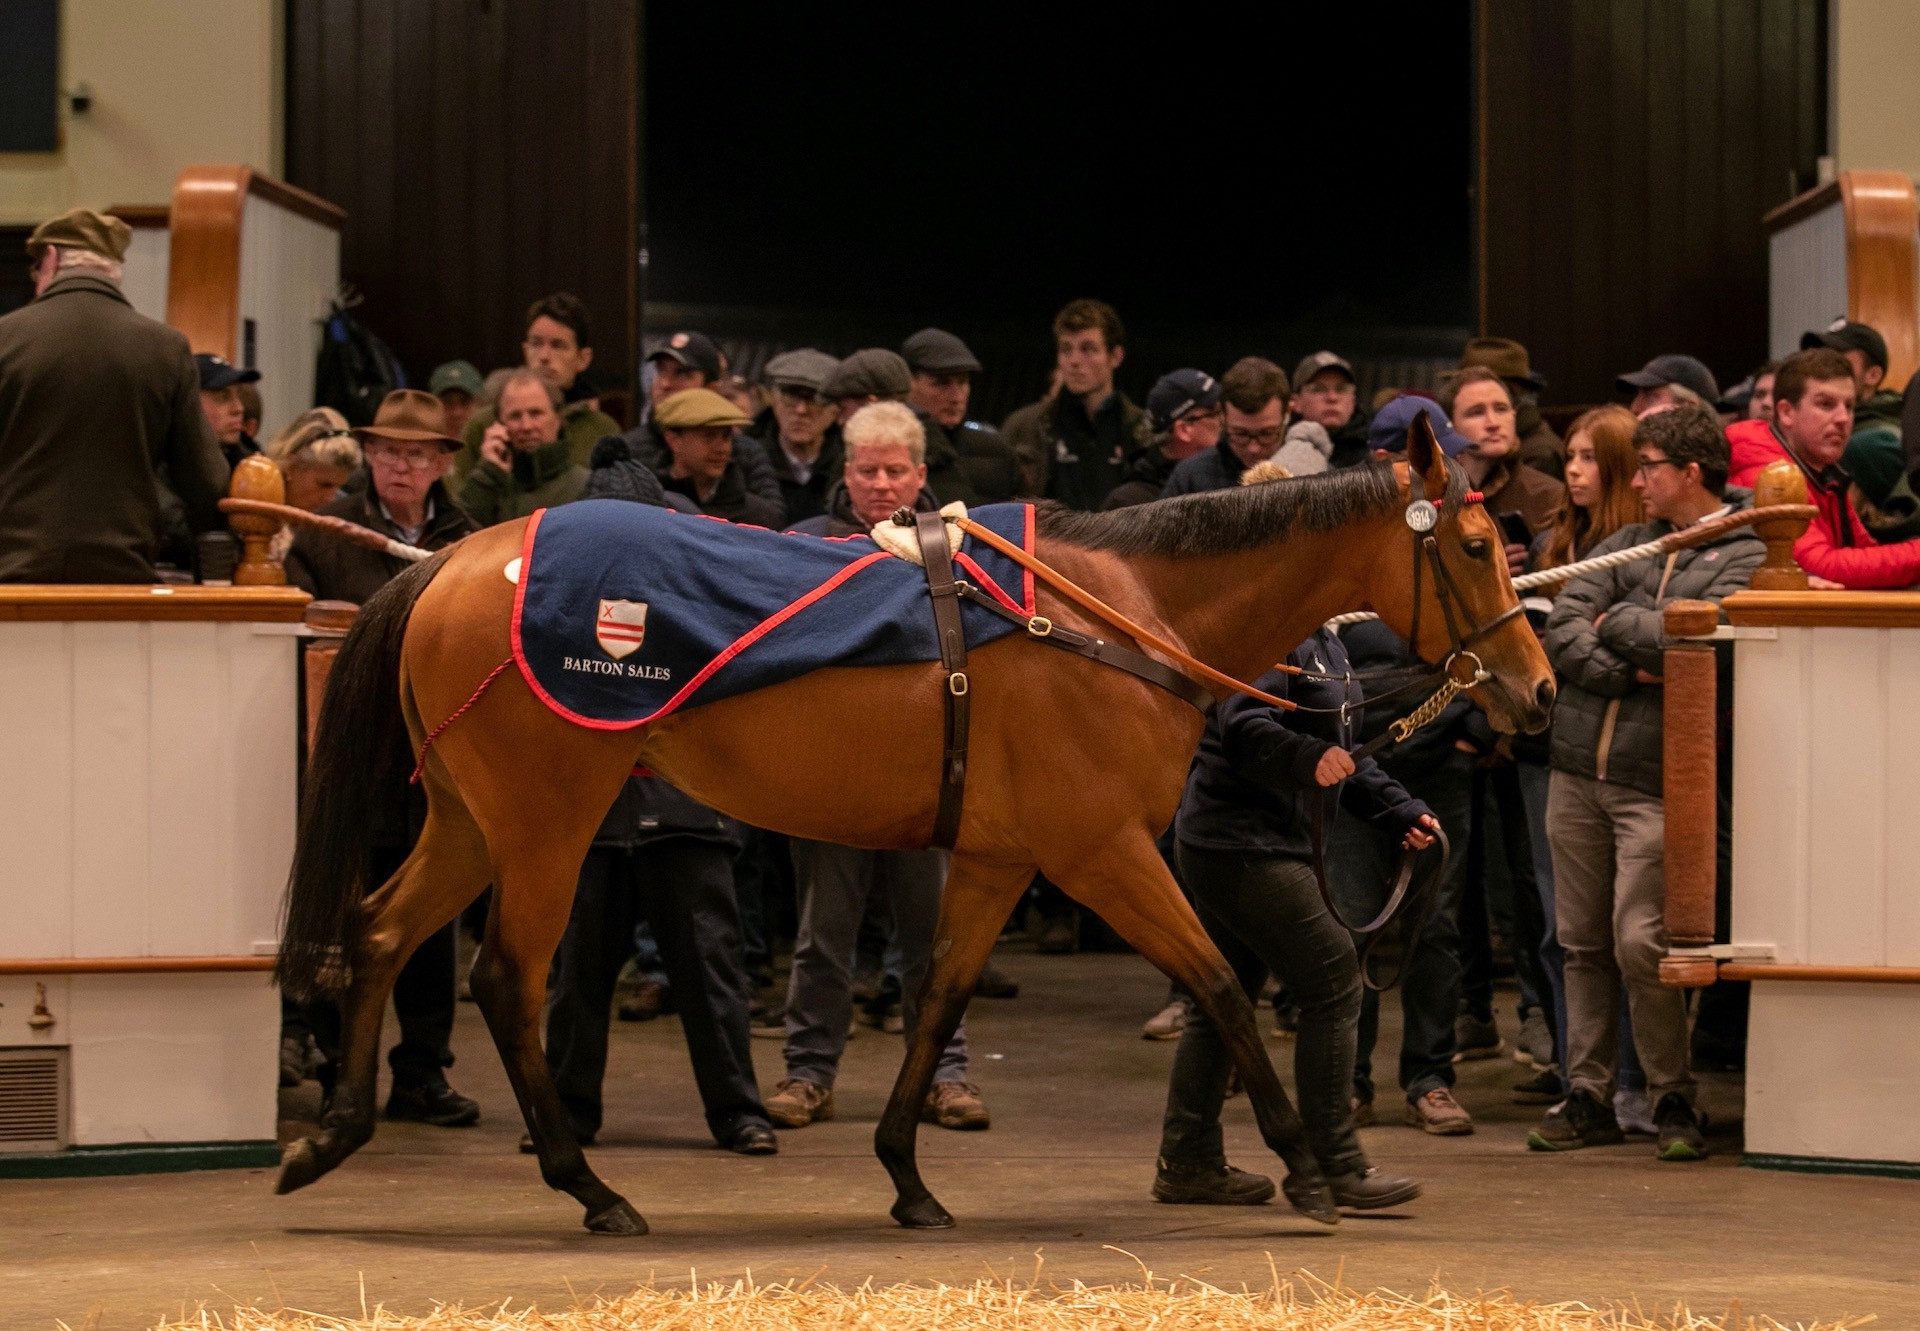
xmin=1048 ymin=830 xmax=1338 ymax=1225
xmin=874 ymin=853 xmax=1034 ymax=1229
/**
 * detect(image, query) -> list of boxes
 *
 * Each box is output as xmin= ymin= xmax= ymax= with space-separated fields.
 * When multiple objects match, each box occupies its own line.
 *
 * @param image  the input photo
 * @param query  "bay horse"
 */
xmin=274 ymin=419 xmax=1553 ymax=1236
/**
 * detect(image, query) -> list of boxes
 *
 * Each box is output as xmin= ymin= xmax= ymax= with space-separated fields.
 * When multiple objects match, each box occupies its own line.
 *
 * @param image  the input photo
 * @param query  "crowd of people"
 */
xmin=7 ymin=207 xmax=1919 ymax=1207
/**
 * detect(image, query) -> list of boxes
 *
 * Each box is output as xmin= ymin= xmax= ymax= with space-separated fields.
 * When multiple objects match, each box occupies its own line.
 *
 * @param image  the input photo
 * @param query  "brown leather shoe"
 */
xmin=764 ymin=1078 xmax=833 ymax=1128
xmin=1406 ymin=1087 xmax=1474 ymax=1136
xmin=922 ymin=1080 xmax=990 ymax=1130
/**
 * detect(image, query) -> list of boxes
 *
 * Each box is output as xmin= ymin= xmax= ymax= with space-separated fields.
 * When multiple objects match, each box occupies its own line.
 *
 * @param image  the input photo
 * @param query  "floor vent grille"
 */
xmin=0 ymin=1047 xmax=68 ymax=1152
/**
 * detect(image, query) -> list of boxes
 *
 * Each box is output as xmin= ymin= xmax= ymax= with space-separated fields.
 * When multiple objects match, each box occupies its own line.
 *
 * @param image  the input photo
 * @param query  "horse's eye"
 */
xmin=1462 ymin=538 xmax=1492 ymax=560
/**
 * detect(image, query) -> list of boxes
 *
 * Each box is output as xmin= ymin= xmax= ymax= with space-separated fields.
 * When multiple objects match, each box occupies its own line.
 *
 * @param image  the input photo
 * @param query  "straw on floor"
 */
xmin=128 ymin=1259 xmax=1875 ymax=1331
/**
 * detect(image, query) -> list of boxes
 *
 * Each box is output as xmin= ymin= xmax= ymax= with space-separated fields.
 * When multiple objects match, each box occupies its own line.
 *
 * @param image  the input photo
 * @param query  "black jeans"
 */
xmin=1331 ymin=748 xmax=1473 ymax=1103
xmin=1460 ymin=763 xmax=1549 ymax=1023
xmin=1160 ymin=843 xmax=1366 ymax=1178
xmin=544 ymin=839 xmax=768 ymax=1144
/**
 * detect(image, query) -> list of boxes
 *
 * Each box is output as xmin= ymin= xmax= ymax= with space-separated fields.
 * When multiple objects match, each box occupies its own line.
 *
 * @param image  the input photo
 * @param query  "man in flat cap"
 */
xmin=902 ymin=327 xmax=1020 ymax=508
xmin=597 ymin=387 xmax=784 ymax=527
xmin=599 ymin=328 xmax=784 ymax=515
xmin=830 ymin=345 xmax=1017 ymax=508
xmin=748 ymin=348 xmax=842 ymax=523
xmin=0 ymin=208 xmax=229 ymax=582
xmin=1461 ymin=337 xmax=1564 ymax=480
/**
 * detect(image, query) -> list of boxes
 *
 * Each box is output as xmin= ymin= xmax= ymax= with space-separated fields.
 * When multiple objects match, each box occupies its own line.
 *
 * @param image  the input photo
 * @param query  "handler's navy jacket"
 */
xmin=1175 ymin=628 xmax=1429 ymax=858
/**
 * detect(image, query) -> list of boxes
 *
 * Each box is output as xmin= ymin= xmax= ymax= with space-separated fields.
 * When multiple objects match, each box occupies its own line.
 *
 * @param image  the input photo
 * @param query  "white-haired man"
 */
xmin=0 ymin=208 xmax=228 ymax=582
xmin=770 ymin=401 xmax=990 ymax=1132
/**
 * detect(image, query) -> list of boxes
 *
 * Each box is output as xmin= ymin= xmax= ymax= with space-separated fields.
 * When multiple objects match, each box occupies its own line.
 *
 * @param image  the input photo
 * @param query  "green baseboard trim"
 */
xmin=1744 ymin=1151 xmax=1920 ymax=1181
xmin=0 ymin=1140 xmax=279 ymax=1179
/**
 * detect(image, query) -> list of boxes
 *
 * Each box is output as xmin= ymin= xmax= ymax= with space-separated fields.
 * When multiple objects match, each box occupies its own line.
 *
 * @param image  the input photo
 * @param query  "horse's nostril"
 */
xmin=1535 ymin=678 xmax=1557 ymax=711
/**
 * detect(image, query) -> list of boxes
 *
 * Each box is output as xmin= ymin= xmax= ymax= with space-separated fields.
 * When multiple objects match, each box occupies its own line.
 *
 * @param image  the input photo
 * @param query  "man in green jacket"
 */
xmin=453 ymin=293 xmax=619 ymax=479
xmin=458 ymin=369 xmax=587 ymax=525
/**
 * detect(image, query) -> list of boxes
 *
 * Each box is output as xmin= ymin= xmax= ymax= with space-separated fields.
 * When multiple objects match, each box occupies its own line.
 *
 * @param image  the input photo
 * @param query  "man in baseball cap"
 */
xmin=1367 ymin=395 xmax=1473 ymax=459
xmin=1290 ymin=350 xmax=1371 ymax=468
xmin=1802 ymin=318 xmax=1905 ymax=514
xmin=1103 ymin=369 xmax=1225 ymax=509
xmin=429 ymin=359 xmax=485 ymax=440
xmin=195 ymin=353 xmax=264 ymax=466
xmin=1615 ymin=354 xmax=1719 ymax=415
xmin=648 ymin=330 xmax=725 ymax=397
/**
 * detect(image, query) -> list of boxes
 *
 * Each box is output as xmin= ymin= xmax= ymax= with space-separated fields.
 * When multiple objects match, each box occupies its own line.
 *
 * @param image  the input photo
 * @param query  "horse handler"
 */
xmin=1153 ymin=623 xmax=1433 ymax=1211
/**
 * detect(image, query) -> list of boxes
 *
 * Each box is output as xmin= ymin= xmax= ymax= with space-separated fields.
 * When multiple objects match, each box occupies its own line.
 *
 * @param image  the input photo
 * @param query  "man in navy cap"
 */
xmin=1616 ymin=354 xmax=1719 ymax=416
xmin=1103 ymin=369 xmax=1223 ymax=508
xmin=196 ymin=353 xmax=262 ymax=468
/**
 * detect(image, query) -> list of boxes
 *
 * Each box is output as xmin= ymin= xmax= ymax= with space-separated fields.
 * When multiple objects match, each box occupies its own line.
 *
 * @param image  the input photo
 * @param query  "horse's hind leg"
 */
xmin=1049 ymin=832 xmax=1338 ymax=1225
xmin=875 ymin=854 xmax=1034 ymax=1229
xmin=469 ymin=831 xmax=644 ymax=1236
xmin=277 ymin=786 xmax=493 ymax=1194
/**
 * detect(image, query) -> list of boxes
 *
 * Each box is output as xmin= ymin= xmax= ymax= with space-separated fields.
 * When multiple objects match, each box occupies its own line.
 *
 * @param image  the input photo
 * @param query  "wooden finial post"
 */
xmin=228 ymin=455 xmax=288 ymax=585
xmin=1748 ymin=460 xmax=1813 ymax=591
xmin=1659 ymin=597 xmax=1723 ymax=989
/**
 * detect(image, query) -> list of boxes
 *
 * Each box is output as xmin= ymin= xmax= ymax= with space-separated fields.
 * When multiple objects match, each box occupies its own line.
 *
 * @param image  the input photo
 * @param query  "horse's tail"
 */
xmin=275 ymin=546 xmax=457 ymax=1000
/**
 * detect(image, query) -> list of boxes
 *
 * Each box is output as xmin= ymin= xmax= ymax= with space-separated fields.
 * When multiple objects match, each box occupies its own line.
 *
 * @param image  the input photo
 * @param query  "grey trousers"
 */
xmin=782 ymin=841 xmax=969 ymax=1088
xmin=1547 ymin=770 xmax=1695 ymax=1105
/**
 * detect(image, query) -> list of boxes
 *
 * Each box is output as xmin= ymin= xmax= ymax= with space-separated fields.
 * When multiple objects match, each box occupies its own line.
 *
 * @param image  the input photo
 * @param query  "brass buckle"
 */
xmin=948 ymin=672 xmax=970 ymax=697
xmin=1027 ymin=615 xmax=1053 ymax=637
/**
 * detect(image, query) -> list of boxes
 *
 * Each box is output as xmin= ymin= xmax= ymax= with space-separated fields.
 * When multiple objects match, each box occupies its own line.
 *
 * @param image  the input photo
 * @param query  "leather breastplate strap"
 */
xmin=915 ymin=510 xmax=971 ymax=849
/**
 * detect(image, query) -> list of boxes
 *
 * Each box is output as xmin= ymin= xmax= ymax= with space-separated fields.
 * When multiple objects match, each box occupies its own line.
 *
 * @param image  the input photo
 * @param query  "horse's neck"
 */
xmin=1135 ymin=526 xmax=1379 ymax=684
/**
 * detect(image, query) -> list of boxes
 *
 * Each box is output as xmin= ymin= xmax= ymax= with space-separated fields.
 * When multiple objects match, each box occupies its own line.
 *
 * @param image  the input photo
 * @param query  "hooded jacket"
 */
xmin=456 ymin=434 xmax=588 ymax=527
xmin=1543 ymin=491 xmax=1764 ymax=799
xmin=1725 ymin=418 xmax=1920 ymax=589
xmin=455 ymin=394 xmax=619 ymax=480
xmin=1176 ymin=629 xmax=1430 ymax=857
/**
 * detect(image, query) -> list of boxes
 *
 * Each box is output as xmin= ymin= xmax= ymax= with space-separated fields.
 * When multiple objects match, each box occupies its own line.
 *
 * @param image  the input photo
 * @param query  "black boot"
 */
xmin=1150 ymin=1158 xmax=1275 ymax=1205
xmin=1327 ymin=1165 xmax=1422 ymax=1209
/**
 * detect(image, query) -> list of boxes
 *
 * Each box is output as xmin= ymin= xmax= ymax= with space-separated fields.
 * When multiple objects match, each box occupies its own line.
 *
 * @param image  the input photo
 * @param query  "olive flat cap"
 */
xmin=655 ymin=386 xmax=751 ymax=430
xmin=824 ymin=348 xmax=912 ymax=401
xmin=763 ymin=348 xmax=840 ymax=394
xmin=901 ymin=327 xmax=982 ymax=375
xmin=27 ymin=208 xmax=133 ymax=263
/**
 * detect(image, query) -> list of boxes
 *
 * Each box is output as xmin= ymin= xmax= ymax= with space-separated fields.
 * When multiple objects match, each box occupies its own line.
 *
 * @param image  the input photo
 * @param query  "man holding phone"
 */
xmin=1444 ymin=367 xmax=1567 ymax=577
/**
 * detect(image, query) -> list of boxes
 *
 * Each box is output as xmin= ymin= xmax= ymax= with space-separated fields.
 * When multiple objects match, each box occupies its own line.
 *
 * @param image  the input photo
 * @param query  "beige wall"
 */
xmin=0 ymin=0 xmax=281 ymax=225
xmin=1831 ymin=0 xmax=1920 ymax=180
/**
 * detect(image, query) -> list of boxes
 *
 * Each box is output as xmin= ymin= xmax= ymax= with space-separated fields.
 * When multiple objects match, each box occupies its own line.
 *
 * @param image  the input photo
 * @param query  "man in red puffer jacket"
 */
xmin=1726 ymin=347 xmax=1920 ymax=589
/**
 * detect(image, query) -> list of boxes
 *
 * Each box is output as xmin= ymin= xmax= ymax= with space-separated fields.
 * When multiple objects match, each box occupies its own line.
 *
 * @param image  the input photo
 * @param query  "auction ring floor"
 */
xmin=4 ymin=947 xmax=1912 ymax=1328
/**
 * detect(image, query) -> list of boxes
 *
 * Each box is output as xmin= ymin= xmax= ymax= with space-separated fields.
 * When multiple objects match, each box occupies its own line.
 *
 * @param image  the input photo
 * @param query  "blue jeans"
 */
xmin=1331 ymin=748 xmax=1473 ymax=1103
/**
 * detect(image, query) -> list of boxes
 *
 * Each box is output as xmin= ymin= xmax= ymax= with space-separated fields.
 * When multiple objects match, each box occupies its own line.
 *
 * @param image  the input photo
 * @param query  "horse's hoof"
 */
xmin=275 ymin=1138 xmax=324 ymax=1195
xmin=584 ymin=1199 xmax=649 ymax=1236
xmin=1282 ymin=1178 xmax=1340 ymax=1227
xmin=891 ymin=1195 xmax=956 ymax=1230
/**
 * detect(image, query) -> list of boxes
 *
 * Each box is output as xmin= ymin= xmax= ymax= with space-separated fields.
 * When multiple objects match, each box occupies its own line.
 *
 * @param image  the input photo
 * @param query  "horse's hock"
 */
xmin=1660 ymin=468 xmax=1920 ymax=1174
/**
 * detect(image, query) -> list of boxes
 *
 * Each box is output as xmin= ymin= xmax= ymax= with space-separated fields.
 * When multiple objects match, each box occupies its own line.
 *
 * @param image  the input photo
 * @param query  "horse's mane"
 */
xmin=1035 ymin=459 xmax=1470 ymax=558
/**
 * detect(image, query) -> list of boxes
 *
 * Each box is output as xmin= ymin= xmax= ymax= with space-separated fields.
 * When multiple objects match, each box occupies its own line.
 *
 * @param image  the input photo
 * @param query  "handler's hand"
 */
xmin=1504 ymin=542 xmax=1528 ymax=578
xmin=480 ymin=422 xmax=512 ymax=472
xmin=1403 ymin=813 xmax=1441 ymax=851
xmin=1313 ymin=746 xmax=1356 ymax=788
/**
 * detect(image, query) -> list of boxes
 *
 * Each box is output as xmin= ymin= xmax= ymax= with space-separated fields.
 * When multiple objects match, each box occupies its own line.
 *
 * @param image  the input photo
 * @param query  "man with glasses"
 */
xmin=284 ymin=389 xmax=481 ymax=1127
xmin=1533 ymin=402 xmax=1762 ymax=1162
xmin=1103 ymin=369 xmax=1223 ymax=508
xmin=750 ymin=348 xmax=841 ymax=523
xmin=1163 ymin=358 xmax=1291 ymax=496
xmin=454 ymin=293 xmax=619 ymax=479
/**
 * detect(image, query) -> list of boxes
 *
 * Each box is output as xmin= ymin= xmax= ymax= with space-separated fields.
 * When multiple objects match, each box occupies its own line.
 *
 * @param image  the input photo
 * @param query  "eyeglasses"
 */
xmin=1635 ymin=456 xmax=1685 ymax=477
xmin=366 ymin=444 xmax=443 ymax=471
xmin=1227 ymin=426 xmax=1285 ymax=448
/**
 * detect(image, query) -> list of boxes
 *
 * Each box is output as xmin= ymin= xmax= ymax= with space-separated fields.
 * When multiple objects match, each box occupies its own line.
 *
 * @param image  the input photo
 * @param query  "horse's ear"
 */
xmin=1406 ymin=408 xmax=1450 ymax=501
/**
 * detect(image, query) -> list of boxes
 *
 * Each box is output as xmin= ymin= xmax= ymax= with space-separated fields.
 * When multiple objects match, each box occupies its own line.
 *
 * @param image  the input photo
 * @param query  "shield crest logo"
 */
xmin=595 ymin=599 xmax=649 ymax=660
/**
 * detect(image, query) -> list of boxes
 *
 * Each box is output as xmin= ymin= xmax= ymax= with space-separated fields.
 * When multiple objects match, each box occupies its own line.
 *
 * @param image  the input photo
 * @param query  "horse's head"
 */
xmin=1366 ymin=411 xmax=1555 ymax=736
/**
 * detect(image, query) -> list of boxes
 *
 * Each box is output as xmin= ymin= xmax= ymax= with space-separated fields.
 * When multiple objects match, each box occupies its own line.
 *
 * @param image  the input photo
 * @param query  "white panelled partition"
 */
xmin=1724 ymin=594 xmax=1920 ymax=1173
xmin=0 ymin=587 xmax=307 ymax=1167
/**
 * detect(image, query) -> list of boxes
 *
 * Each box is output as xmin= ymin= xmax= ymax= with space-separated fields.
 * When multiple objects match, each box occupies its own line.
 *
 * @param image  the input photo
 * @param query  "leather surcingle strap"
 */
xmin=914 ymin=510 xmax=971 ymax=849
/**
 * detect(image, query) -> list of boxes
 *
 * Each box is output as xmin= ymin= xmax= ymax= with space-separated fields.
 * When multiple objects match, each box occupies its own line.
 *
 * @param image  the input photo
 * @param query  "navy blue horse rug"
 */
xmin=510 ymin=500 xmax=1036 ymax=728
